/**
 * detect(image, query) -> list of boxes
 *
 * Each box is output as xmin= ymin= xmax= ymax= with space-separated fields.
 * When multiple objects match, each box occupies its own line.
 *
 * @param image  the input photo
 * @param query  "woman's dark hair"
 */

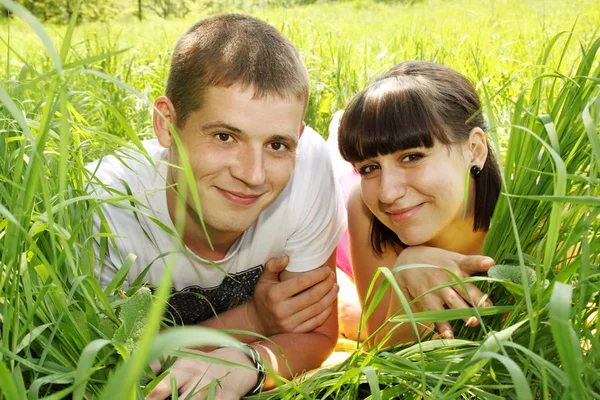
xmin=338 ymin=61 xmax=501 ymax=255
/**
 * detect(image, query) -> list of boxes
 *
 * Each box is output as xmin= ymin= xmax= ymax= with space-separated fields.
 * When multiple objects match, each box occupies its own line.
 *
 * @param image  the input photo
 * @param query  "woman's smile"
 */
xmin=386 ymin=202 xmax=426 ymax=223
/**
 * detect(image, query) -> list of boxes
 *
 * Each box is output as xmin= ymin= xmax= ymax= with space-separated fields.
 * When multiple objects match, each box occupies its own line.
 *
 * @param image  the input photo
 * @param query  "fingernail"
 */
xmin=442 ymin=330 xmax=453 ymax=339
xmin=277 ymin=255 xmax=287 ymax=263
xmin=479 ymin=295 xmax=492 ymax=307
xmin=466 ymin=317 xmax=478 ymax=327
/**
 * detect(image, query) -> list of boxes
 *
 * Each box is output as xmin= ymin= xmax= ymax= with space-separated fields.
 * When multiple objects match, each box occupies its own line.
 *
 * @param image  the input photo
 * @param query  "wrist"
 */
xmin=241 ymin=344 xmax=266 ymax=396
xmin=216 ymin=344 xmax=265 ymax=396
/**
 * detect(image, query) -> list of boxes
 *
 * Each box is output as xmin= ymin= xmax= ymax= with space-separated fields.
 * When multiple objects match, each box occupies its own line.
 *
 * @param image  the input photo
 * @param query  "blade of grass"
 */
xmin=549 ymin=282 xmax=586 ymax=398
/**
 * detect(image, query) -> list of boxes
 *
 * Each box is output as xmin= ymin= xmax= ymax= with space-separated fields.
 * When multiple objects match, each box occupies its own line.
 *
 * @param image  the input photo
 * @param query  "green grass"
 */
xmin=0 ymin=0 xmax=599 ymax=398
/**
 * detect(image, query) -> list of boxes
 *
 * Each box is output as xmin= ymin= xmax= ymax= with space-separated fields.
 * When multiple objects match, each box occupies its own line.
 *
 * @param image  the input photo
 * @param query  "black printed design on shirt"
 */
xmin=166 ymin=265 xmax=264 ymax=325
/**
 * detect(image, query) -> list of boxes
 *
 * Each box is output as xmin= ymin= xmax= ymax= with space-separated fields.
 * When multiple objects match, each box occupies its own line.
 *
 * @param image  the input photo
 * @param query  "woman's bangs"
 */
xmin=339 ymin=80 xmax=449 ymax=163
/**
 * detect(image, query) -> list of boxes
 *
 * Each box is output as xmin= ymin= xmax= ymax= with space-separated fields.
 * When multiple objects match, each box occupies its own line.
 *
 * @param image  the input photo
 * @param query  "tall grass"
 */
xmin=0 ymin=0 xmax=599 ymax=398
xmin=263 ymin=32 xmax=600 ymax=399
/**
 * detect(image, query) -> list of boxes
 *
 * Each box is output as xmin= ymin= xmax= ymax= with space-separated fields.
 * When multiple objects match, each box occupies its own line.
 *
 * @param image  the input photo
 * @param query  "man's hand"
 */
xmin=394 ymin=246 xmax=494 ymax=339
xmin=147 ymin=347 xmax=257 ymax=400
xmin=247 ymin=255 xmax=339 ymax=336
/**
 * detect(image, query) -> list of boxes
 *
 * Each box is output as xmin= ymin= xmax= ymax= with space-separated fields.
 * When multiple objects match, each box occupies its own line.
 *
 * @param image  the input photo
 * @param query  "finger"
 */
xmin=260 ymin=256 xmax=290 ymax=283
xmin=287 ymin=272 xmax=336 ymax=313
xmin=181 ymin=382 xmax=209 ymax=400
xmin=421 ymin=294 xmax=454 ymax=339
xmin=293 ymin=303 xmax=335 ymax=333
xmin=436 ymin=320 xmax=454 ymax=339
xmin=440 ymin=287 xmax=470 ymax=310
xmin=150 ymin=359 xmax=162 ymax=376
xmin=146 ymin=376 xmax=172 ymax=400
xmin=287 ymin=283 xmax=339 ymax=331
xmin=452 ymin=282 xmax=493 ymax=308
xmin=459 ymin=255 xmax=495 ymax=275
xmin=277 ymin=266 xmax=333 ymax=298
xmin=439 ymin=287 xmax=478 ymax=326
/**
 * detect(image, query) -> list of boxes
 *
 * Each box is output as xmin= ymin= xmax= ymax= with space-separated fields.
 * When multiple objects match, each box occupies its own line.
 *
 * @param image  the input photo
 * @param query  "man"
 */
xmin=89 ymin=14 xmax=345 ymax=399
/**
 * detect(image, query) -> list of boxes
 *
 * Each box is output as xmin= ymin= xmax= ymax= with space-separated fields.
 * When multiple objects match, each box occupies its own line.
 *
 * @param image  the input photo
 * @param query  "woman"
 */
xmin=335 ymin=61 xmax=502 ymax=345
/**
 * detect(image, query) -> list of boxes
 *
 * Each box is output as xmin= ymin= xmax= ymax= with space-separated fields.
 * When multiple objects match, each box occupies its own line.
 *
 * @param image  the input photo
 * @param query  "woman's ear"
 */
xmin=153 ymin=96 xmax=177 ymax=148
xmin=468 ymin=127 xmax=489 ymax=169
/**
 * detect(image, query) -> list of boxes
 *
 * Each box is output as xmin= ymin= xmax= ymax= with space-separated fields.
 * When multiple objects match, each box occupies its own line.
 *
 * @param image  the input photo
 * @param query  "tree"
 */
xmin=12 ymin=0 xmax=120 ymax=23
xmin=145 ymin=0 xmax=191 ymax=19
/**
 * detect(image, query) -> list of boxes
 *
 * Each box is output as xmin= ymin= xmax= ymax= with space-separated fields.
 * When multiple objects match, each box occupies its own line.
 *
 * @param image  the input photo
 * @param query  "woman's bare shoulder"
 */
xmin=347 ymin=184 xmax=371 ymax=224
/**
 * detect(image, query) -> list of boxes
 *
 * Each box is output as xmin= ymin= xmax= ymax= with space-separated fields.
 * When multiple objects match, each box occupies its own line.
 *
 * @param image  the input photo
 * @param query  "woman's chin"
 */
xmin=389 ymin=224 xmax=435 ymax=248
xmin=397 ymin=235 xmax=428 ymax=247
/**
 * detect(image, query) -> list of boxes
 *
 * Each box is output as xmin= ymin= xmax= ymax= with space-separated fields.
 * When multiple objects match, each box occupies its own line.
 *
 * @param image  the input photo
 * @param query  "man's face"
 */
xmin=166 ymin=85 xmax=306 ymax=240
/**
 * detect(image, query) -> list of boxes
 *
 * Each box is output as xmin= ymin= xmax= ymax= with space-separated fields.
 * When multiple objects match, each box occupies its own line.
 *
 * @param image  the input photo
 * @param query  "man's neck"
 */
xmin=166 ymin=184 xmax=239 ymax=261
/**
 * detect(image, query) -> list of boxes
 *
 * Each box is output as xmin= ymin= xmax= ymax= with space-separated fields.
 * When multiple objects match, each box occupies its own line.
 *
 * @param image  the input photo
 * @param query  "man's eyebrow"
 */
xmin=271 ymin=134 xmax=299 ymax=147
xmin=200 ymin=121 xmax=243 ymax=134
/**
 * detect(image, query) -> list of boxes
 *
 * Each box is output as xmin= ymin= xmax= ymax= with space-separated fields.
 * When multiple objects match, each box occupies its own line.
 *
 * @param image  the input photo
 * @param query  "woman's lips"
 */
xmin=387 ymin=203 xmax=425 ymax=223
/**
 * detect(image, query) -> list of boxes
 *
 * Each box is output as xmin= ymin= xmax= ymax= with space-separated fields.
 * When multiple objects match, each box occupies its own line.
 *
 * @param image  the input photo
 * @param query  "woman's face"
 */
xmin=355 ymin=139 xmax=476 ymax=249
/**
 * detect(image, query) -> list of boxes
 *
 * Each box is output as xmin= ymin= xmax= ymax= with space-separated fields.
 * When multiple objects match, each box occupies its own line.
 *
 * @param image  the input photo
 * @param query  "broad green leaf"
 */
xmin=112 ymin=286 xmax=153 ymax=355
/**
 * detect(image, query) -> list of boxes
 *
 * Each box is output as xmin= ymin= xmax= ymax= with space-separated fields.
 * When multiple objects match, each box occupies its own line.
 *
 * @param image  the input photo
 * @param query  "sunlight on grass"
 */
xmin=0 ymin=0 xmax=598 ymax=398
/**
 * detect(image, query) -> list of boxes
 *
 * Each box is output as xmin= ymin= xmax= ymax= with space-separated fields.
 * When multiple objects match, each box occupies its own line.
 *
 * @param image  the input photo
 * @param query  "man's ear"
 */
xmin=153 ymin=96 xmax=177 ymax=148
xmin=298 ymin=121 xmax=306 ymax=138
xmin=468 ymin=127 xmax=488 ymax=168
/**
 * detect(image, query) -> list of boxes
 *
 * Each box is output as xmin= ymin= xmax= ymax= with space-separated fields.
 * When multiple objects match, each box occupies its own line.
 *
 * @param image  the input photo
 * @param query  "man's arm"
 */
xmin=197 ymin=256 xmax=338 ymax=343
xmin=255 ymin=251 xmax=339 ymax=385
xmin=147 ymin=252 xmax=339 ymax=399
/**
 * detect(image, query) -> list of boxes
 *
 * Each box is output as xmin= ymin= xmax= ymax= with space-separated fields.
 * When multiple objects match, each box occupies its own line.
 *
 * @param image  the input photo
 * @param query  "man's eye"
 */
xmin=216 ymin=133 xmax=233 ymax=142
xmin=268 ymin=142 xmax=288 ymax=151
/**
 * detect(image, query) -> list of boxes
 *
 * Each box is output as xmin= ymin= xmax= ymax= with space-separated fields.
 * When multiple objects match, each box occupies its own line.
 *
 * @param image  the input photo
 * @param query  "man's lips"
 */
xmin=216 ymin=187 xmax=262 ymax=206
xmin=387 ymin=203 xmax=425 ymax=222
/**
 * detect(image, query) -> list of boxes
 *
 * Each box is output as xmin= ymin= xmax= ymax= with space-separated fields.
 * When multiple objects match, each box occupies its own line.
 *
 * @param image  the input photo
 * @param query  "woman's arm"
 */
xmin=346 ymin=186 xmax=418 ymax=346
xmin=347 ymin=186 xmax=494 ymax=347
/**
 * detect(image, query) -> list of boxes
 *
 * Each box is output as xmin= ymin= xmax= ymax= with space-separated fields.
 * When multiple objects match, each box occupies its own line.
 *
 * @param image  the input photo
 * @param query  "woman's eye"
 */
xmin=216 ymin=133 xmax=233 ymax=142
xmin=401 ymin=153 xmax=423 ymax=163
xmin=358 ymin=164 xmax=379 ymax=175
xmin=268 ymin=142 xmax=288 ymax=151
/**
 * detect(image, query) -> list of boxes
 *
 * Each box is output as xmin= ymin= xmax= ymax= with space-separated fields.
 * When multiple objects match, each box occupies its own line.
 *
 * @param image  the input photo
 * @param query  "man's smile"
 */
xmin=216 ymin=187 xmax=263 ymax=206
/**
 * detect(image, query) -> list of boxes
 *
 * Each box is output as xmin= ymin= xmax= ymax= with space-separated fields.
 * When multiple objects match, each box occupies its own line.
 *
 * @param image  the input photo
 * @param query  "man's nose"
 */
xmin=231 ymin=146 xmax=266 ymax=187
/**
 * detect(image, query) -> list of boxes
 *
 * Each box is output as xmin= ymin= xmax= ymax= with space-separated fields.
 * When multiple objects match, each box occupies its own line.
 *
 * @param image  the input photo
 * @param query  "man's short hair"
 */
xmin=166 ymin=14 xmax=310 ymax=128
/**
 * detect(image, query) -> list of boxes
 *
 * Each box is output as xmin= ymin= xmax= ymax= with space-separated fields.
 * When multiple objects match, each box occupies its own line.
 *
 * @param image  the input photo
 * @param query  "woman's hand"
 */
xmin=393 ymin=246 xmax=494 ymax=339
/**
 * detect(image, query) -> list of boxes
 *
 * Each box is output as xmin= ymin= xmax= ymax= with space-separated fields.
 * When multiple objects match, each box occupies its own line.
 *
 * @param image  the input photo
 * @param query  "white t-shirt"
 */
xmin=88 ymin=127 xmax=346 ymax=324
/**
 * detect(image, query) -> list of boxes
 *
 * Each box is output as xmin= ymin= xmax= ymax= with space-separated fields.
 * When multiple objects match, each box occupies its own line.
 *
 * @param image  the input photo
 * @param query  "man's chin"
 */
xmin=205 ymin=216 xmax=258 ymax=236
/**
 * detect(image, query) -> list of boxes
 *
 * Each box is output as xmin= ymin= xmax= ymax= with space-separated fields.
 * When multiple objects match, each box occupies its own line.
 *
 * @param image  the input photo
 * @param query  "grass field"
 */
xmin=0 ymin=0 xmax=599 ymax=398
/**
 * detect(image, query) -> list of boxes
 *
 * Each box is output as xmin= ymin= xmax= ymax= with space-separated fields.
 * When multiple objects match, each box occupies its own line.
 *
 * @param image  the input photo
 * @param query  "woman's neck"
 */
xmin=425 ymin=218 xmax=487 ymax=255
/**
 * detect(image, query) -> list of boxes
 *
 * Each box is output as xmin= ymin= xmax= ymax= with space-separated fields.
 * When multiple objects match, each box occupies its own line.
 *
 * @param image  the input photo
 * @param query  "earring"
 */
xmin=470 ymin=165 xmax=482 ymax=176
